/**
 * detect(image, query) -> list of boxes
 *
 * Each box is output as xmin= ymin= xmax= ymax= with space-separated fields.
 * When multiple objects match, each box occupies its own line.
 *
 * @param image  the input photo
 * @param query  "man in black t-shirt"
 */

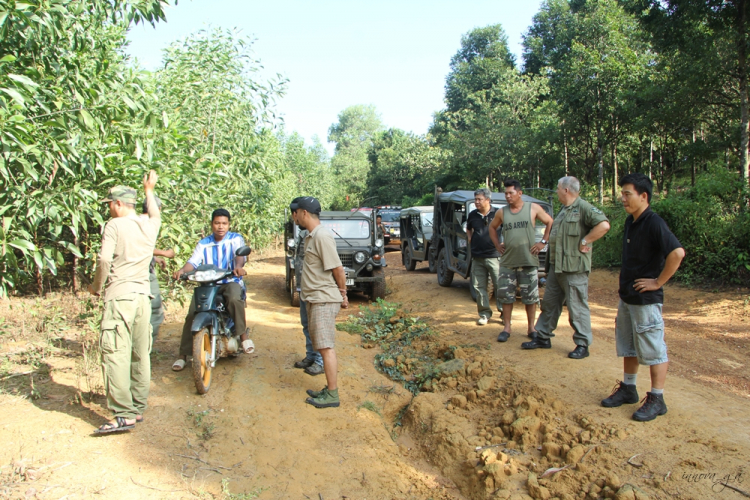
xmin=601 ymin=173 xmax=685 ymax=422
xmin=466 ymin=188 xmax=503 ymax=326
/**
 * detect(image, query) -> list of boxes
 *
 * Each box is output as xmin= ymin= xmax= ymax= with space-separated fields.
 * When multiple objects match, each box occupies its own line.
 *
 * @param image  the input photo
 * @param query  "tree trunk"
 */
xmin=691 ymin=128 xmax=696 ymax=187
xmin=649 ymin=140 xmax=653 ymax=180
xmin=739 ymin=0 xmax=750 ymax=190
xmin=563 ymin=123 xmax=569 ymax=176
xmin=597 ymin=144 xmax=604 ymax=204
xmin=612 ymin=141 xmax=618 ymax=200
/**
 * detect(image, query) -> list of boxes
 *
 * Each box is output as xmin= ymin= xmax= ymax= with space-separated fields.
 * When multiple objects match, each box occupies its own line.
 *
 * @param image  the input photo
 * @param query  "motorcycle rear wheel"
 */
xmin=192 ymin=327 xmax=213 ymax=394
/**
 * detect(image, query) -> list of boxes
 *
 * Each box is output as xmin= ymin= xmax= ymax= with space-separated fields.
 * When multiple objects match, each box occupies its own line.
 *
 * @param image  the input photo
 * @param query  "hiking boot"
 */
xmin=568 ymin=345 xmax=589 ymax=359
xmin=521 ymin=337 xmax=551 ymax=349
xmin=294 ymin=357 xmax=315 ymax=369
xmin=304 ymin=363 xmax=324 ymax=376
xmin=497 ymin=331 xmax=510 ymax=342
xmin=306 ymin=385 xmax=327 ymax=398
xmin=632 ymin=392 xmax=668 ymax=422
xmin=601 ymin=381 xmax=639 ymax=408
xmin=477 ymin=316 xmax=488 ymax=326
xmin=306 ymin=387 xmax=340 ymax=408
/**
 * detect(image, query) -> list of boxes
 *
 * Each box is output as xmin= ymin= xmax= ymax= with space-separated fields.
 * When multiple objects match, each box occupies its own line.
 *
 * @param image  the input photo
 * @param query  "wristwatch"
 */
xmin=580 ymin=238 xmax=588 ymax=246
xmin=540 ymin=239 xmax=547 ymax=245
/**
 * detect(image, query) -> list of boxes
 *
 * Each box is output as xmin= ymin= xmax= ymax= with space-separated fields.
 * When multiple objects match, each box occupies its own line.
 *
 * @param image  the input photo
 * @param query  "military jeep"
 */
xmin=285 ymin=210 xmax=387 ymax=303
xmin=321 ymin=211 xmax=386 ymax=301
xmin=399 ymin=206 xmax=436 ymax=272
xmin=428 ymin=188 xmax=553 ymax=300
xmin=283 ymin=210 xmax=302 ymax=306
xmin=376 ymin=206 xmax=402 ymax=245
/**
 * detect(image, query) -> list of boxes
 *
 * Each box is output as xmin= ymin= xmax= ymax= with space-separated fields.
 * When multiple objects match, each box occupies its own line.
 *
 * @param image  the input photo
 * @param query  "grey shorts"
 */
xmin=498 ymin=266 xmax=539 ymax=305
xmin=615 ymin=300 xmax=668 ymax=365
xmin=307 ymin=302 xmax=341 ymax=350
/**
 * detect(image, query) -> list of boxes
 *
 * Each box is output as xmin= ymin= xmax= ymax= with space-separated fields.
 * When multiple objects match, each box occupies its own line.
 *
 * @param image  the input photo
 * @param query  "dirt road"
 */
xmin=0 ymin=247 xmax=748 ymax=499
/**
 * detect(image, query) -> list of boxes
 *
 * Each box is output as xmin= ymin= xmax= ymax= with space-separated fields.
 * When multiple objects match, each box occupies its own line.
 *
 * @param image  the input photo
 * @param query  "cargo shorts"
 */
xmin=615 ymin=300 xmax=668 ymax=365
xmin=498 ymin=266 xmax=539 ymax=305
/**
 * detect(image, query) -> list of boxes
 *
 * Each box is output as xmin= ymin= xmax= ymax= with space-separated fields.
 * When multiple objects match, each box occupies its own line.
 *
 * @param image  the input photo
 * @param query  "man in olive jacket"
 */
xmin=522 ymin=176 xmax=610 ymax=359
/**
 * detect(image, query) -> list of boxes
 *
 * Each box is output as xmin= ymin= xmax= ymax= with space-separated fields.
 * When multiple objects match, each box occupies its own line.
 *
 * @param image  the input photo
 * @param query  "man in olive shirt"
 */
xmin=489 ymin=179 xmax=553 ymax=343
xmin=293 ymin=197 xmax=349 ymax=408
xmin=522 ymin=176 xmax=610 ymax=359
xmin=90 ymin=171 xmax=160 ymax=433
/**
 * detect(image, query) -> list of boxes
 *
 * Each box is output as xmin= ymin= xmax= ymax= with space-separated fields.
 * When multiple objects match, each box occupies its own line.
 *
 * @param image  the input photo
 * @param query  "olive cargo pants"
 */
xmin=149 ymin=271 xmax=164 ymax=340
xmin=471 ymin=256 xmax=502 ymax=319
xmin=534 ymin=265 xmax=593 ymax=347
xmin=100 ymin=292 xmax=152 ymax=419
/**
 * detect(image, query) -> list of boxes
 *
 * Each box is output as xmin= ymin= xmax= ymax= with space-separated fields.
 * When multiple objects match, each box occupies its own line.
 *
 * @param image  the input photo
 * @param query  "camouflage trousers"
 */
xmin=498 ymin=266 xmax=539 ymax=305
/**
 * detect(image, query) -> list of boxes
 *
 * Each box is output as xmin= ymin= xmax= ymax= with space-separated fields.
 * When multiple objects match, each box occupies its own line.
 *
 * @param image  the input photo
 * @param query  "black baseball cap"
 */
xmin=290 ymin=196 xmax=321 ymax=215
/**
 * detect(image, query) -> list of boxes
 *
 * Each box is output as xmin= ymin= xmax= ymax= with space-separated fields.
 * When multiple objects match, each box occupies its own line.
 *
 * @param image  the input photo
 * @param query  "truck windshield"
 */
xmin=378 ymin=211 xmax=400 ymax=222
xmin=421 ymin=213 xmax=434 ymax=227
xmin=321 ymin=219 xmax=371 ymax=239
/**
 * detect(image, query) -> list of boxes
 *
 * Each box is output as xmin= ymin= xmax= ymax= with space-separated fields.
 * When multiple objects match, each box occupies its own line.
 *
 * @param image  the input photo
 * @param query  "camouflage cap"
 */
xmin=102 ymin=185 xmax=137 ymax=204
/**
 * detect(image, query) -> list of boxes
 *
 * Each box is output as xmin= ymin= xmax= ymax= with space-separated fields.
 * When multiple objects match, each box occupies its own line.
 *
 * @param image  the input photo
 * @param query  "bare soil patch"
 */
xmin=0 ymin=246 xmax=747 ymax=499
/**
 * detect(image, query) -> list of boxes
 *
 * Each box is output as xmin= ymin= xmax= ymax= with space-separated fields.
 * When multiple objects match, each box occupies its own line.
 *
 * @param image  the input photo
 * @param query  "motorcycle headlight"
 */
xmin=375 ymin=238 xmax=383 ymax=247
xmin=354 ymin=251 xmax=367 ymax=264
xmin=287 ymin=238 xmax=295 ymax=248
xmin=192 ymin=270 xmax=226 ymax=282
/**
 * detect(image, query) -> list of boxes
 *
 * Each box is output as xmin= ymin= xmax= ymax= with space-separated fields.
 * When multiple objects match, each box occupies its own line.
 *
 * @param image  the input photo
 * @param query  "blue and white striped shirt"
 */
xmin=187 ymin=232 xmax=246 ymax=287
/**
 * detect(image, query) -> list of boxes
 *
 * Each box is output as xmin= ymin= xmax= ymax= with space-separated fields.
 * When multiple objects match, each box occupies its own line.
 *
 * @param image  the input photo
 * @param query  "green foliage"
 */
xmin=186 ymin=408 xmax=215 ymax=440
xmin=357 ymin=400 xmax=382 ymax=416
xmin=593 ymin=170 xmax=750 ymax=286
xmin=340 ymin=299 xmax=439 ymax=395
xmin=220 ymin=479 xmax=264 ymax=500
xmin=328 ymin=105 xmax=383 ymax=209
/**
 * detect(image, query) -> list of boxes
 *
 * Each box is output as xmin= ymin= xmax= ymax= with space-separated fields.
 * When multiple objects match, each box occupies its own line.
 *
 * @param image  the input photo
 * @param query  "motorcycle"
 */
xmin=180 ymin=245 xmax=252 ymax=394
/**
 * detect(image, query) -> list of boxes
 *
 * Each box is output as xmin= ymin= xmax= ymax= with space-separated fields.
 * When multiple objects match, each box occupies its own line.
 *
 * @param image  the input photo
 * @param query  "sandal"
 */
xmin=94 ymin=416 xmax=135 ymax=434
xmin=172 ymin=358 xmax=186 ymax=371
xmin=136 ymin=415 xmax=144 ymax=424
xmin=241 ymin=339 xmax=255 ymax=354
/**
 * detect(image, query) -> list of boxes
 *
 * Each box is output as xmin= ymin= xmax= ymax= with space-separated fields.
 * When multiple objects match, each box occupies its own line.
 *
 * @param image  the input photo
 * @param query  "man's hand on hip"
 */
xmin=530 ymin=242 xmax=545 ymax=256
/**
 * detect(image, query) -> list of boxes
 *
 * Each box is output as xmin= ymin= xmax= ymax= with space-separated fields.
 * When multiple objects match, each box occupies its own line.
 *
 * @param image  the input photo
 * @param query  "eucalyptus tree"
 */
xmin=327 ymin=104 xmax=383 ymax=209
xmin=0 ymin=0 xmax=172 ymax=296
xmin=366 ymin=129 xmax=447 ymax=205
xmin=150 ymin=28 xmax=287 ymax=253
xmin=624 ymin=0 xmax=750 ymax=192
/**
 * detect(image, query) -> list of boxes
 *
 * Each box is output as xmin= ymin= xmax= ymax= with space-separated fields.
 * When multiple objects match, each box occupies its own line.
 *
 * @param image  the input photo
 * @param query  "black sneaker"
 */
xmin=568 ymin=345 xmax=589 ymax=359
xmin=294 ymin=357 xmax=315 ymax=369
xmin=497 ymin=331 xmax=510 ymax=342
xmin=632 ymin=392 xmax=668 ymax=422
xmin=601 ymin=381 xmax=639 ymax=408
xmin=521 ymin=337 xmax=551 ymax=349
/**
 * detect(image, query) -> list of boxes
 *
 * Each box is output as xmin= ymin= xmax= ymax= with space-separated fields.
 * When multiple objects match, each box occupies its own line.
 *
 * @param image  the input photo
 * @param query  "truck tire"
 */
xmin=437 ymin=248 xmax=454 ymax=287
xmin=290 ymin=274 xmax=300 ymax=307
xmin=403 ymin=248 xmax=417 ymax=271
xmin=428 ymin=247 xmax=437 ymax=273
xmin=370 ymin=268 xmax=386 ymax=301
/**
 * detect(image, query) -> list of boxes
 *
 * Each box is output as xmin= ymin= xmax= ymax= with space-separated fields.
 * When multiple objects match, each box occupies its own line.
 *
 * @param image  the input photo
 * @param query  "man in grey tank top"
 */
xmin=489 ymin=179 xmax=553 ymax=343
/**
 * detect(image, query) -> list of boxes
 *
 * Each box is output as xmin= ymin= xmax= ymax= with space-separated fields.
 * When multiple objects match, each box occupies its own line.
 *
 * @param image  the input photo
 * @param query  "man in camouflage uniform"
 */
xmin=522 ymin=176 xmax=610 ymax=359
xmin=489 ymin=179 xmax=553 ymax=343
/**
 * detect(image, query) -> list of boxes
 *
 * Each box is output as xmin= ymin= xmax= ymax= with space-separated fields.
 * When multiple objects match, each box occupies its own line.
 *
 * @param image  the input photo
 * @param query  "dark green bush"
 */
xmin=592 ymin=169 xmax=750 ymax=286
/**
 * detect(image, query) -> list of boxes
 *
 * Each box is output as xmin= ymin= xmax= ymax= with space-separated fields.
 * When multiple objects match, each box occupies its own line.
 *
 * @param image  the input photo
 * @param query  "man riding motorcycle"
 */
xmin=172 ymin=208 xmax=254 ymax=371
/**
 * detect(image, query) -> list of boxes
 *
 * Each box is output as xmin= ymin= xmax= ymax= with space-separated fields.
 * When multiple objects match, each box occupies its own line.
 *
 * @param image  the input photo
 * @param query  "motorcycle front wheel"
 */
xmin=192 ymin=327 xmax=213 ymax=394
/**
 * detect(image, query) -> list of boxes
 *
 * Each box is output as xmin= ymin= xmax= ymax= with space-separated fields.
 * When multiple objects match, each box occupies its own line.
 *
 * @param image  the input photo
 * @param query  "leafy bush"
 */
xmin=592 ymin=170 xmax=750 ymax=286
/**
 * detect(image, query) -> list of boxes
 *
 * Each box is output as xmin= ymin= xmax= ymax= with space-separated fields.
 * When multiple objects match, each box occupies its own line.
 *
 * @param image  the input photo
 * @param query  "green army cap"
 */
xmin=102 ymin=185 xmax=137 ymax=204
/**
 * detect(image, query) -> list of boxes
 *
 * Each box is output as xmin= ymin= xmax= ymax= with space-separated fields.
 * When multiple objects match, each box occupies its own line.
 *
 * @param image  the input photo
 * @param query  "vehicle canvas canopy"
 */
xmin=431 ymin=188 xmax=553 ymax=287
xmin=400 ymin=206 xmax=434 ymax=240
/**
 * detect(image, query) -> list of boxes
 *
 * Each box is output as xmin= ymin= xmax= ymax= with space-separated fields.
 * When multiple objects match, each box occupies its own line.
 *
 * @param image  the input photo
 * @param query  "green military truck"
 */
xmin=285 ymin=210 xmax=386 ymax=303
